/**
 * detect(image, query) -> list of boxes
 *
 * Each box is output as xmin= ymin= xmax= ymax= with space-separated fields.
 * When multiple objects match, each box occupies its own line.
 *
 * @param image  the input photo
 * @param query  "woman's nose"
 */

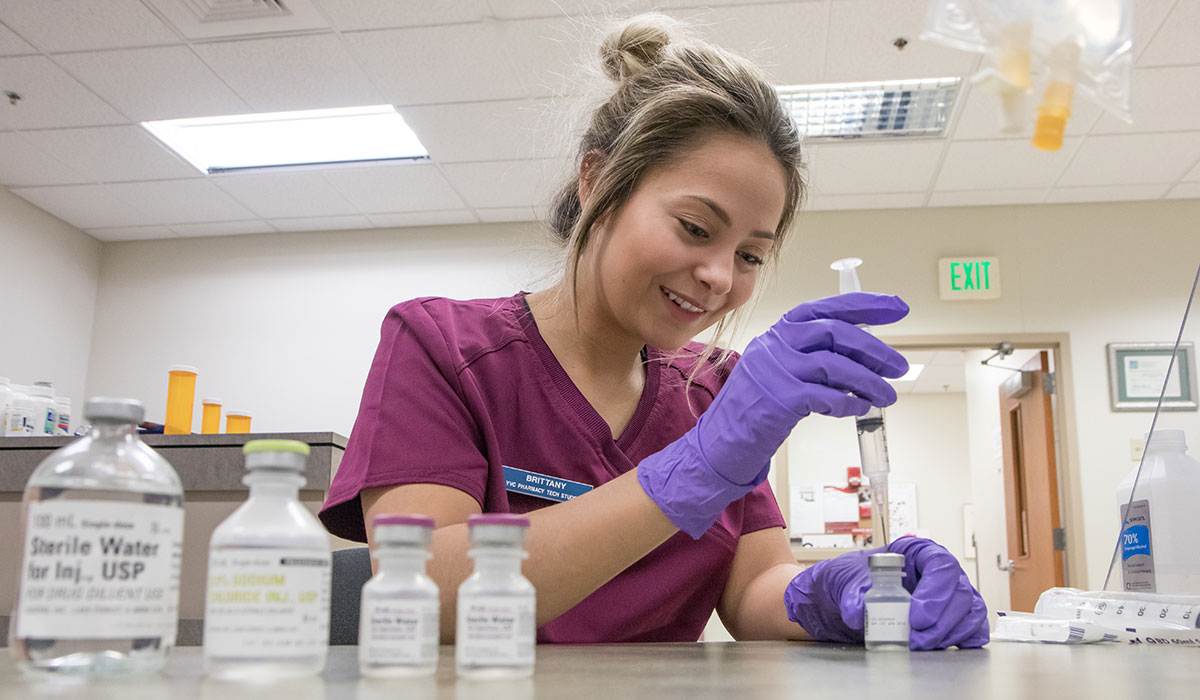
xmin=694 ymin=251 xmax=733 ymax=297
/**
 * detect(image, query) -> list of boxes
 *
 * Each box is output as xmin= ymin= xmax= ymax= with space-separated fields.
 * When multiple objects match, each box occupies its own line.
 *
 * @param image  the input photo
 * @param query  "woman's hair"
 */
xmin=547 ymin=13 xmax=806 ymax=374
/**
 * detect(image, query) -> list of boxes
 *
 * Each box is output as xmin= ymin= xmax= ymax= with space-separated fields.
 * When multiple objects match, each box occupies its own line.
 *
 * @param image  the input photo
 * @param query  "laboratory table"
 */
xmin=0 ymin=642 xmax=1195 ymax=700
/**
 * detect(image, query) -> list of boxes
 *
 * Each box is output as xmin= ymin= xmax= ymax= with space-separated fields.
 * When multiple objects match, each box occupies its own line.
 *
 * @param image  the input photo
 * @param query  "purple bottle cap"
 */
xmin=467 ymin=513 xmax=530 ymax=528
xmin=373 ymin=514 xmax=435 ymax=529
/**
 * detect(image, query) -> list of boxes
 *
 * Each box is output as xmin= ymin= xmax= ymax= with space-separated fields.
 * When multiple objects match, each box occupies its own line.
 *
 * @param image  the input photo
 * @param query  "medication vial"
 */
xmin=203 ymin=440 xmax=331 ymax=681
xmin=456 ymin=514 xmax=535 ymax=678
xmin=864 ymin=552 xmax=911 ymax=651
xmin=359 ymin=515 xmax=439 ymax=677
xmin=10 ymin=398 xmax=184 ymax=676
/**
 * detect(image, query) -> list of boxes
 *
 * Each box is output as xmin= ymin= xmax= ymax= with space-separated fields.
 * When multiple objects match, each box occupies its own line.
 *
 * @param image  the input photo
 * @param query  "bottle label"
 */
xmin=43 ymin=407 xmax=57 ymax=435
xmin=865 ymin=602 xmax=910 ymax=643
xmin=456 ymin=596 xmax=535 ymax=665
xmin=15 ymin=500 xmax=183 ymax=640
xmin=56 ymin=411 xmax=70 ymax=436
xmin=5 ymin=406 xmax=33 ymax=436
xmin=204 ymin=548 xmax=332 ymax=657
xmin=361 ymin=599 xmax=439 ymax=664
xmin=1120 ymin=499 xmax=1156 ymax=592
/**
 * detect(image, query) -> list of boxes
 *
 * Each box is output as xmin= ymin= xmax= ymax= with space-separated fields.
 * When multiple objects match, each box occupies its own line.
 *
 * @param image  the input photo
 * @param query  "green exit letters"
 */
xmin=938 ymin=257 xmax=1001 ymax=300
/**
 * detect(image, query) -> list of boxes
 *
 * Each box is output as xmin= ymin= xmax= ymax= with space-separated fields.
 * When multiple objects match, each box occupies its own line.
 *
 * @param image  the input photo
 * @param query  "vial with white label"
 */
xmin=10 ymin=397 xmax=184 ymax=676
xmin=359 ymin=515 xmax=439 ymax=678
xmin=203 ymin=440 xmax=332 ymax=681
xmin=864 ymin=552 xmax=911 ymax=651
xmin=456 ymin=514 xmax=535 ymax=679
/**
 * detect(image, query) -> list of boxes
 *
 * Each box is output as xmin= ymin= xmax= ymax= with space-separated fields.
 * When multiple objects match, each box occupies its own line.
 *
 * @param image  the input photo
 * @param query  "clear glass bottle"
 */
xmin=456 ymin=514 xmax=535 ymax=679
xmin=864 ymin=552 xmax=910 ymax=651
xmin=203 ymin=440 xmax=331 ymax=681
xmin=10 ymin=397 xmax=184 ymax=676
xmin=359 ymin=515 xmax=439 ymax=678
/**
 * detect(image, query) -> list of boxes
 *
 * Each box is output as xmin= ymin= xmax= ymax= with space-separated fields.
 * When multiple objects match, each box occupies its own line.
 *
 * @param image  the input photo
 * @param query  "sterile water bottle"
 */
xmin=1116 ymin=430 xmax=1200 ymax=594
xmin=864 ymin=552 xmax=911 ymax=651
xmin=203 ymin=440 xmax=331 ymax=681
xmin=359 ymin=515 xmax=439 ymax=678
xmin=10 ymin=397 xmax=184 ymax=676
xmin=456 ymin=514 xmax=535 ymax=679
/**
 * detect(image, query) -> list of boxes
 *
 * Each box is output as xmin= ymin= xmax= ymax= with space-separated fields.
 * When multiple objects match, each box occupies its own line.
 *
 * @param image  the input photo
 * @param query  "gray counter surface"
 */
xmin=1 ymin=642 xmax=1196 ymax=699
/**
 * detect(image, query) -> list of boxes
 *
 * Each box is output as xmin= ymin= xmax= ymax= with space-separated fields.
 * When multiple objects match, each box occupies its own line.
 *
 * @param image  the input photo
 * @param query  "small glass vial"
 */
xmin=203 ymin=440 xmax=331 ymax=681
xmin=864 ymin=552 xmax=911 ymax=651
xmin=10 ymin=397 xmax=184 ymax=676
xmin=456 ymin=514 xmax=535 ymax=679
xmin=359 ymin=515 xmax=440 ymax=678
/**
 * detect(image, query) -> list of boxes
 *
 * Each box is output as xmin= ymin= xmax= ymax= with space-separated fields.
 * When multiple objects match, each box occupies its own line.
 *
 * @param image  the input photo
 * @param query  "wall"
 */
xmin=0 ymin=187 xmax=101 ymax=407
xmin=787 ymin=392 xmax=973 ymax=564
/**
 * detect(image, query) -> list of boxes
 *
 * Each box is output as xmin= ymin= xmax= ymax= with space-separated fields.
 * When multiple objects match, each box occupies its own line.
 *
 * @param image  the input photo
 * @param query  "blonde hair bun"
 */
xmin=599 ymin=13 xmax=678 ymax=82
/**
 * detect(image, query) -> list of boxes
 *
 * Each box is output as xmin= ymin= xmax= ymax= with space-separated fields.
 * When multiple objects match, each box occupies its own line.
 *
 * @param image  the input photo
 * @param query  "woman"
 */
xmin=320 ymin=14 xmax=988 ymax=651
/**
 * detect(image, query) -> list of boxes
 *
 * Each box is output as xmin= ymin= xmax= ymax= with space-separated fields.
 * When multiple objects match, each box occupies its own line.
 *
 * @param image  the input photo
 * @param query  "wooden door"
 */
xmin=999 ymin=351 xmax=1064 ymax=611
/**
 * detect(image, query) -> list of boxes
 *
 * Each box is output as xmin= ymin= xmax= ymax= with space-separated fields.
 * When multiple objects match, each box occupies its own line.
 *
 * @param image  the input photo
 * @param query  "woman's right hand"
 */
xmin=638 ymin=292 xmax=910 ymax=537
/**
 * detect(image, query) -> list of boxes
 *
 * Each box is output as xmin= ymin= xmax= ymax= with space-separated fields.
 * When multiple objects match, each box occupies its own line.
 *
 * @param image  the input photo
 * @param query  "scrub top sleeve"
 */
xmin=322 ymin=301 xmax=490 ymax=538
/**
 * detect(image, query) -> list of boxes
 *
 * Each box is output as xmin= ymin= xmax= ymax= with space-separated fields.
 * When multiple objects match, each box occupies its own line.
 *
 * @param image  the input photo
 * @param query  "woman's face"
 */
xmin=582 ymin=132 xmax=789 ymax=351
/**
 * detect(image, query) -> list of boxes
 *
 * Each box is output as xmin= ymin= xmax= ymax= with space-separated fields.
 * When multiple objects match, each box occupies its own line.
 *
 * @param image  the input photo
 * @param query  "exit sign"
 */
xmin=938 ymin=257 xmax=1001 ymax=300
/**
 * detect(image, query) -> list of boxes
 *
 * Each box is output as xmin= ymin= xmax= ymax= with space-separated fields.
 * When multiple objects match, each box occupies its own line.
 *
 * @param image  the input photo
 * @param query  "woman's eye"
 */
xmin=739 ymin=251 xmax=765 ymax=266
xmin=679 ymin=219 xmax=709 ymax=239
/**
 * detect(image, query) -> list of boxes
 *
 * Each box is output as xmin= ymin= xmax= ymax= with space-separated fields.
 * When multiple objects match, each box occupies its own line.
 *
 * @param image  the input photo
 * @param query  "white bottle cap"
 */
xmin=226 ymin=410 xmax=253 ymax=418
xmin=201 ymin=397 xmax=223 ymax=405
xmin=27 ymin=385 xmax=54 ymax=399
xmin=84 ymin=397 xmax=145 ymax=425
xmin=373 ymin=515 xmax=435 ymax=548
xmin=169 ymin=365 xmax=198 ymax=374
xmin=0 ymin=376 xmax=10 ymax=385
xmin=1145 ymin=429 xmax=1187 ymax=451
xmin=54 ymin=397 xmax=70 ymax=405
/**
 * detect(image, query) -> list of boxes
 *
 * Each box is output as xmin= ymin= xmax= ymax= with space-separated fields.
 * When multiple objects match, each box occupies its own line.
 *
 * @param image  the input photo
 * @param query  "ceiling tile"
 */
xmin=495 ymin=17 xmax=599 ymax=98
xmin=56 ymin=46 xmax=251 ymax=121
xmin=22 ymin=125 xmax=198 ymax=182
xmin=1186 ymin=159 xmax=1200 ymax=182
xmin=440 ymin=158 xmax=571 ymax=209
xmin=10 ymin=184 xmax=151 ymax=229
xmin=824 ymin=0 xmax=977 ymax=82
xmin=485 ymin=0 xmax=650 ymax=20
xmin=345 ymin=24 xmax=526 ymax=105
xmin=366 ymin=210 xmax=477 ymax=227
xmin=317 ymin=0 xmax=488 ymax=30
xmin=193 ymin=34 xmax=382 ymax=113
xmin=323 ymin=162 xmax=467 ymax=213
xmin=0 ymin=132 xmax=89 ymax=186
xmin=1166 ymin=183 xmax=1200 ymax=200
xmin=0 ymin=19 xmax=34 ymax=55
xmin=804 ymin=141 xmax=945 ymax=195
xmin=935 ymin=138 xmax=1081 ymax=191
xmin=400 ymin=99 xmax=571 ymax=163
xmin=476 ymin=207 xmax=538 ymax=223
xmin=1091 ymin=67 xmax=1200 ymax=135
xmin=1057 ymin=133 xmax=1200 ymax=187
xmin=0 ymin=0 xmax=179 ymax=53
xmin=1137 ymin=0 xmax=1200 ymax=67
xmin=951 ymin=84 xmax=1102 ymax=141
xmin=105 ymin=180 xmax=258 ymax=224
xmin=212 ymin=171 xmax=360 ymax=219
xmin=0 ymin=56 xmax=125 ymax=129
xmin=268 ymin=215 xmax=373 ymax=232
xmin=666 ymin=2 xmax=826 ymax=85
xmin=169 ymin=220 xmax=274 ymax=238
xmin=927 ymin=188 xmax=1047 ymax=208
xmin=86 ymin=225 xmax=177 ymax=242
xmin=804 ymin=191 xmax=927 ymax=211
xmin=1045 ymin=184 xmax=1170 ymax=204
xmin=1130 ymin=0 xmax=1179 ymax=64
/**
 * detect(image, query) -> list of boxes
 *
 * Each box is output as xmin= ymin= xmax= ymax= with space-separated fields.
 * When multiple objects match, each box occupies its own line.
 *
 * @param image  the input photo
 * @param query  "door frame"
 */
xmin=873 ymin=332 xmax=1086 ymax=588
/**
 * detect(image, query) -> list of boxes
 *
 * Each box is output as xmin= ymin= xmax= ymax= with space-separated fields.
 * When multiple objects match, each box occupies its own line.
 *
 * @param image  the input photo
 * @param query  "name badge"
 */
xmin=503 ymin=466 xmax=594 ymax=503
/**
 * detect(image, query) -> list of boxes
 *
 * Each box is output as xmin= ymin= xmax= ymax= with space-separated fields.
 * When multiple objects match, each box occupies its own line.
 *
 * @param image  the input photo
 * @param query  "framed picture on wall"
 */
xmin=1106 ymin=342 xmax=1198 ymax=411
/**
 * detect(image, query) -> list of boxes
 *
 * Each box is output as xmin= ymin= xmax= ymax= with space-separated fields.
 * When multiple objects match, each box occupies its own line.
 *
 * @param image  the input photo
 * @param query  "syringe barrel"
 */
xmin=855 ymin=407 xmax=891 ymax=479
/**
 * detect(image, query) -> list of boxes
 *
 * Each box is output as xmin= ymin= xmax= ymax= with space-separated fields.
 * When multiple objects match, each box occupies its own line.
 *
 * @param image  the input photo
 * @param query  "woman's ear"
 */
xmin=577 ymin=150 xmax=605 ymax=208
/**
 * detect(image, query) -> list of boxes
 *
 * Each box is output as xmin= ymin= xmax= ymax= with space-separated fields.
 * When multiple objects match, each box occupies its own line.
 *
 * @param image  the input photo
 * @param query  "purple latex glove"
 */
xmin=784 ymin=536 xmax=990 ymax=650
xmin=638 ymin=293 xmax=909 ymax=538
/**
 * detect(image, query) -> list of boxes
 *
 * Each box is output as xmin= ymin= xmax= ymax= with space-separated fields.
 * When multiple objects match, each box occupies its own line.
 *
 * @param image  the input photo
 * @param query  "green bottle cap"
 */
xmin=242 ymin=439 xmax=310 ymax=456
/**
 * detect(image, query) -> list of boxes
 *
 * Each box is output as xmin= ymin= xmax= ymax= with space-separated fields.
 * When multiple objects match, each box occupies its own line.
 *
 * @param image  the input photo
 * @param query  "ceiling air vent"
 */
xmin=779 ymin=77 xmax=961 ymax=142
xmin=179 ymin=0 xmax=290 ymax=23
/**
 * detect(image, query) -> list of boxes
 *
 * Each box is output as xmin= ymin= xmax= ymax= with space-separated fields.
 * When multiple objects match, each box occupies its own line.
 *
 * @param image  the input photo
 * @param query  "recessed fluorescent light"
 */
xmin=778 ymin=77 xmax=960 ymax=141
xmin=887 ymin=364 xmax=926 ymax=382
xmin=142 ymin=105 xmax=429 ymax=174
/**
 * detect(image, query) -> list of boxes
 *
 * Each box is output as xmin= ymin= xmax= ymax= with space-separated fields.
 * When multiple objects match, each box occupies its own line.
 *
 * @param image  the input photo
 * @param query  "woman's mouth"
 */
xmin=662 ymin=287 xmax=707 ymax=315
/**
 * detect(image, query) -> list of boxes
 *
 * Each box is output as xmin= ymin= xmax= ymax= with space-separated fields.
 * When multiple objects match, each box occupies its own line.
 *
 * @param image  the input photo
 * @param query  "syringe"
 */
xmin=831 ymin=258 xmax=894 ymax=547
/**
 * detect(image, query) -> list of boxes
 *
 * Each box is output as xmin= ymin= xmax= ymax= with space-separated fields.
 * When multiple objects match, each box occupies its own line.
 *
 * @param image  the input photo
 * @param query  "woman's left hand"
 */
xmin=784 ymin=536 xmax=990 ymax=650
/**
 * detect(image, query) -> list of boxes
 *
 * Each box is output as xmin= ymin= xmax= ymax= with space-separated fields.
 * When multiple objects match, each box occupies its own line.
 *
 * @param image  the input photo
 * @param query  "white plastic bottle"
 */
xmin=10 ymin=397 xmax=184 ymax=676
xmin=4 ymin=391 xmax=35 ymax=437
xmin=203 ymin=439 xmax=331 ymax=681
xmin=53 ymin=397 xmax=71 ymax=436
xmin=456 ymin=514 xmax=535 ymax=679
xmin=0 ymin=377 xmax=14 ymax=431
xmin=359 ymin=515 xmax=439 ymax=678
xmin=1116 ymin=429 xmax=1200 ymax=594
xmin=26 ymin=384 xmax=57 ymax=436
xmin=864 ymin=552 xmax=911 ymax=651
